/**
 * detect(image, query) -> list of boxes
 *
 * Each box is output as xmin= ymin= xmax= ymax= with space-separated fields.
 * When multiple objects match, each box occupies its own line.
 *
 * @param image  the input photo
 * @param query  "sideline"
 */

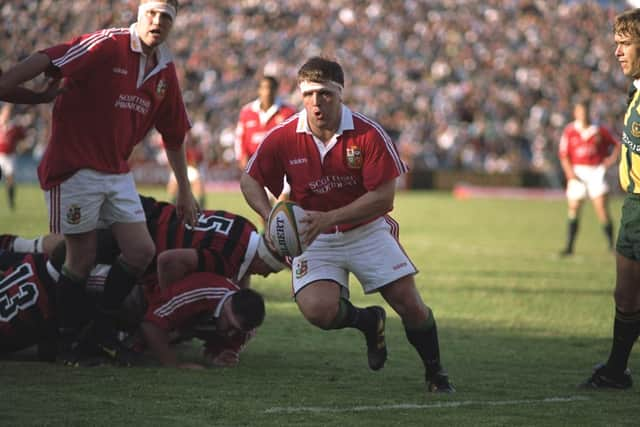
xmin=264 ymin=396 xmax=590 ymax=414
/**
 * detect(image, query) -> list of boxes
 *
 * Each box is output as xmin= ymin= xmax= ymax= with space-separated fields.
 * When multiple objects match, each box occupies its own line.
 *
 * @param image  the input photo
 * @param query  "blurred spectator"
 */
xmin=0 ymin=103 xmax=26 ymax=210
xmin=0 ymin=0 xmax=632 ymax=185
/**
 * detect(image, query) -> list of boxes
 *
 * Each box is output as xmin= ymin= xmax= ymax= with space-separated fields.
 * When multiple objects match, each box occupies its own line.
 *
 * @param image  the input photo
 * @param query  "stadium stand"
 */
xmin=0 ymin=0 xmax=630 ymax=187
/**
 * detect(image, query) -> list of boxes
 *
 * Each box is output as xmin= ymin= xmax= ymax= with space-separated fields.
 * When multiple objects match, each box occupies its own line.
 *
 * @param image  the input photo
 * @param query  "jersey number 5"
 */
xmin=0 ymin=263 xmax=39 ymax=322
xmin=186 ymin=214 xmax=234 ymax=235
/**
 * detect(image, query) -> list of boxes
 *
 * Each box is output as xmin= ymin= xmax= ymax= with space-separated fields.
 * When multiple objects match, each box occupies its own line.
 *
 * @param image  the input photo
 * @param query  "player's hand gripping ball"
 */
xmin=267 ymin=201 xmax=308 ymax=257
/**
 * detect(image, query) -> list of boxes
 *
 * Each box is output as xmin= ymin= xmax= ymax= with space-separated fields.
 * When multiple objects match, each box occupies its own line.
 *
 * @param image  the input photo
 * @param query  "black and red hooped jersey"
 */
xmin=0 ymin=252 xmax=56 ymax=352
xmin=140 ymin=196 xmax=257 ymax=281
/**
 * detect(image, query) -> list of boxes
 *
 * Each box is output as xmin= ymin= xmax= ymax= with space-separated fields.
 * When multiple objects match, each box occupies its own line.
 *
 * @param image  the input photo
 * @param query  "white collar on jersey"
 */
xmin=236 ymin=231 xmax=260 ymax=282
xmin=634 ymin=79 xmax=640 ymax=90
xmin=129 ymin=23 xmax=173 ymax=68
xmin=251 ymin=98 xmax=282 ymax=125
xmin=213 ymin=290 xmax=236 ymax=318
xmin=250 ymin=98 xmax=283 ymax=114
xmin=296 ymin=104 xmax=355 ymax=136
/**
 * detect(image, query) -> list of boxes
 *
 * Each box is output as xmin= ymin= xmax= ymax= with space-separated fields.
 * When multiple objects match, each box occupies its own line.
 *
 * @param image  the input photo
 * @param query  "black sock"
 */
xmin=56 ymin=267 xmax=87 ymax=330
xmin=565 ymin=218 xmax=579 ymax=252
xmin=327 ymin=298 xmax=375 ymax=332
xmin=7 ymin=185 xmax=15 ymax=210
xmin=404 ymin=307 xmax=442 ymax=378
xmin=96 ymin=258 xmax=139 ymax=334
xmin=603 ymin=222 xmax=614 ymax=249
xmin=606 ymin=308 xmax=640 ymax=375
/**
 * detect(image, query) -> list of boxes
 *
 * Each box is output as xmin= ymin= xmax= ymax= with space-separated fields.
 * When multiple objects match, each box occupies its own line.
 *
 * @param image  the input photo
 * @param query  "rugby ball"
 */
xmin=267 ymin=201 xmax=308 ymax=257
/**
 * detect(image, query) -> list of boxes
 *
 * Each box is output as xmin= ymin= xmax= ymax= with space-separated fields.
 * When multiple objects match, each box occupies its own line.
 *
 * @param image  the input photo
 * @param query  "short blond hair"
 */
xmin=614 ymin=9 xmax=640 ymax=38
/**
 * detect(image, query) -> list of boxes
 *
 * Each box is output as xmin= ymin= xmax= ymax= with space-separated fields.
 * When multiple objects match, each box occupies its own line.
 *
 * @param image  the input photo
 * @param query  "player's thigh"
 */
xmin=291 ymin=242 xmax=349 ymax=297
xmin=346 ymin=218 xmax=418 ymax=294
xmin=566 ymin=178 xmax=587 ymax=201
xmin=45 ymin=170 xmax=106 ymax=234
xmin=615 ymin=254 xmax=640 ymax=311
xmin=585 ymin=165 xmax=608 ymax=197
xmin=110 ymin=222 xmax=155 ymax=269
xmin=100 ymin=172 xmax=146 ymax=226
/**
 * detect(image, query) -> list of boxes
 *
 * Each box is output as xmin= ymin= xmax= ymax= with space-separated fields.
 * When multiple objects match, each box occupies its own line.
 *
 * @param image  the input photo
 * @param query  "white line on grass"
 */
xmin=264 ymin=396 xmax=590 ymax=414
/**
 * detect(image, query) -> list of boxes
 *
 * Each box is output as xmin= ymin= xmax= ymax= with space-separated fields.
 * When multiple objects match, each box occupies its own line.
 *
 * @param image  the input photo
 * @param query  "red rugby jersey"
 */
xmin=144 ymin=272 xmax=237 ymax=333
xmin=246 ymin=106 xmax=408 ymax=232
xmin=559 ymin=122 xmax=619 ymax=166
xmin=0 ymin=125 xmax=26 ymax=155
xmin=235 ymin=100 xmax=296 ymax=163
xmin=37 ymin=24 xmax=190 ymax=190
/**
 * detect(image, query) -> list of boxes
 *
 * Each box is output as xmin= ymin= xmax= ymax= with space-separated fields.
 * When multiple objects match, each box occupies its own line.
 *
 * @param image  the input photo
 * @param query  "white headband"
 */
xmin=138 ymin=1 xmax=177 ymax=23
xmin=257 ymin=236 xmax=287 ymax=273
xmin=299 ymin=80 xmax=343 ymax=97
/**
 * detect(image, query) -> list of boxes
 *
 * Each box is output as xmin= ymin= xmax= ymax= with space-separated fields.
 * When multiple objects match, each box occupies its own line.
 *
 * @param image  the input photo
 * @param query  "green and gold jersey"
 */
xmin=620 ymin=82 xmax=640 ymax=193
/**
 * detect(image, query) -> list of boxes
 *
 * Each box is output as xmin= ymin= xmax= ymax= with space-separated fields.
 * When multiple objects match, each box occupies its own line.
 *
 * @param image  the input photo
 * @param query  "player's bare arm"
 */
xmin=603 ymin=143 xmax=622 ymax=169
xmin=240 ymin=173 xmax=273 ymax=222
xmin=559 ymin=156 xmax=578 ymax=181
xmin=299 ymin=179 xmax=396 ymax=246
xmin=0 ymin=53 xmax=57 ymax=103
xmin=156 ymin=248 xmax=198 ymax=289
xmin=141 ymin=320 xmax=204 ymax=369
xmin=166 ymin=145 xmax=199 ymax=226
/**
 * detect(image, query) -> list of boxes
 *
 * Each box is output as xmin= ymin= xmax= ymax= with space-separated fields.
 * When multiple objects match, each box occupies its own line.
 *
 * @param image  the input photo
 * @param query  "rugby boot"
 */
xmin=363 ymin=306 xmax=387 ymax=371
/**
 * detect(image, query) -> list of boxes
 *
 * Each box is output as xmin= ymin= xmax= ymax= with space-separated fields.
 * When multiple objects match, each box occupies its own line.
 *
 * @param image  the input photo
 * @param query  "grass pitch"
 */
xmin=0 ymin=185 xmax=638 ymax=426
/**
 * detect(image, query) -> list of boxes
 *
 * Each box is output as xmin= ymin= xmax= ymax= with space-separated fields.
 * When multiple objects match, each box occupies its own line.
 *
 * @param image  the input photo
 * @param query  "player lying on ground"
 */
xmin=0 ymin=249 xmax=266 ymax=368
xmin=1 ymin=194 xmax=285 ymax=364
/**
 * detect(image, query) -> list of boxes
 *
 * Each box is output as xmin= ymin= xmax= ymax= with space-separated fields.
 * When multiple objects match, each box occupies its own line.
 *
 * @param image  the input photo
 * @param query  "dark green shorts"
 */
xmin=616 ymin=194 xmax=640 ymax=260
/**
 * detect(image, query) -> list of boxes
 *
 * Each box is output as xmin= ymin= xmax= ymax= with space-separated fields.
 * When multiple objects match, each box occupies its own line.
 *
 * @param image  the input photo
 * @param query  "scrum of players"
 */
xmin=0 ymin=195 xmax=287 ymax=368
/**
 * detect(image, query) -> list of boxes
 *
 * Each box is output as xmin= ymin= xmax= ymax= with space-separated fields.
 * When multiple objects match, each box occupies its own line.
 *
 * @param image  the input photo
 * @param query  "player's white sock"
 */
xmin=12 ymin=237 xmax=44 ymax=253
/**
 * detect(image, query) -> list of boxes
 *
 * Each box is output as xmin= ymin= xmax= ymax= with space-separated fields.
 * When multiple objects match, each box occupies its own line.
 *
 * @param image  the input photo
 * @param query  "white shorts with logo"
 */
xmin=0 ymin=153 xmax=16 ymax=177
xmin=566 ymin=164 xmax=608 ymax=201
xmin=290 ymin=216 xmax=418 ymax=298
xmin=45 ymin=169 xmax=145 ymax=234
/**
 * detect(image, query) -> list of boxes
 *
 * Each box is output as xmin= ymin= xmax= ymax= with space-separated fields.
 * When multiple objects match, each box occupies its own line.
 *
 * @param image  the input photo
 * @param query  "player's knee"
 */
xmin=122 ymin=240 xmax=155 ymax=271
xmin=299 ymin=300 xmax=338 ymax=330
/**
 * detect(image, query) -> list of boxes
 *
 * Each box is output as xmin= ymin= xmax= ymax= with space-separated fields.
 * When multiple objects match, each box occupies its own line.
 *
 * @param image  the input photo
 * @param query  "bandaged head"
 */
xmin=138 ymin=0 xmax=178 ymax=23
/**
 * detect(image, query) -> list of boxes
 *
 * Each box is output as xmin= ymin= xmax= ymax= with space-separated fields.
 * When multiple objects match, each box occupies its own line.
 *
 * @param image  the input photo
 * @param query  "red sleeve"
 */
xmin=559 ymin=126 xmax=570 ymax=158
xmin=144 ymin=272 xmax=236 ymax=331
xmin=246 ymin=130 xmax=286 ymax=196
xmin=40 ymin=30 xmax=115 ymax=79
xmin=361 ymin=127 xmax=407 ymax=191
xmin=235 ymin=108 xmax=249 ymax=159
xmin=156 ymin=65 xmax=191 ymax=150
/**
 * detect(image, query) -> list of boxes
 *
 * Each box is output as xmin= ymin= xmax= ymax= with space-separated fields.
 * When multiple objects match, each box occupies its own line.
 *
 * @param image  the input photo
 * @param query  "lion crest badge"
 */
xmin=66 ymin=205 xmax=82 ymax=225
xmin=156 ymin=79 xmax=167 ymax=99
xmin=295 ymin=259 xmax=308 ymax=278
xmin=632 ymin=122 xmax=640 ymax=138
xmin=346 ymin=145 xmax=363 ymax=169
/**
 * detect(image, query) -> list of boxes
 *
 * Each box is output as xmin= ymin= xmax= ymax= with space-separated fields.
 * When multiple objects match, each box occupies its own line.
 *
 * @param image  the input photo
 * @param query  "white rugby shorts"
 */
xmin=566 ymin=164 xmax=608 ymax=200
xmin=0 ymin=153 xmax=16 ymax=176
xmin=45 ymin=169 xmax=145 ymax=234
xmin=290 ymin=216 xmax=418 ymax=298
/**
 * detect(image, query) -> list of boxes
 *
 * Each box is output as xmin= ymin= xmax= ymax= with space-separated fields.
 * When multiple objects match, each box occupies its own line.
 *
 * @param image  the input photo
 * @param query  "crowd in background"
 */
xmin=0 ymin=0 xmax=632 ymax=185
